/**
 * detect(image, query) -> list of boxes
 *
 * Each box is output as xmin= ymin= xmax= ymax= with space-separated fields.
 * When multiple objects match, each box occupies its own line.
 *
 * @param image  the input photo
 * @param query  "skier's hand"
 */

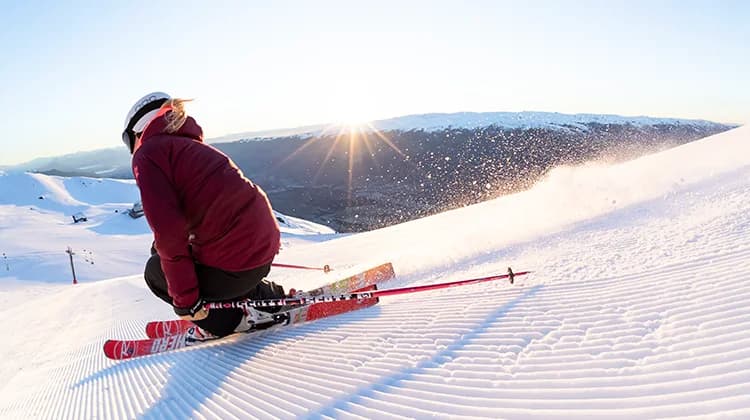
xmin=174 ymin=298 xmax=209 ymax=321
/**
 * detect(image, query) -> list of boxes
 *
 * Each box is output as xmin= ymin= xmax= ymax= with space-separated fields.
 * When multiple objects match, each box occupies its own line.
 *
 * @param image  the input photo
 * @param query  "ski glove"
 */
xmin=174 ymin=298 xmax=209 ymax=321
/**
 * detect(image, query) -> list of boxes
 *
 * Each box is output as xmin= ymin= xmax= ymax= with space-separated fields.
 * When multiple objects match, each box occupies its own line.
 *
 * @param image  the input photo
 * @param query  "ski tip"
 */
xmin=103 ymin=339 xmax=137 ymax=360
xmin=102 ymin=340 xmax=118 ymax=360
xmin=145 ymin=319 xmax=195 ymax=339
xmin=145 ymin=322 xmax=157 ymax=338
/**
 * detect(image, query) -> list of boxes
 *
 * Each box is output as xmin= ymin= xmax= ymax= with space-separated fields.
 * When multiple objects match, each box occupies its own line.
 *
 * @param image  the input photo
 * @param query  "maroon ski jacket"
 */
xmin=132 ymin=112 xmax=280 ymax=309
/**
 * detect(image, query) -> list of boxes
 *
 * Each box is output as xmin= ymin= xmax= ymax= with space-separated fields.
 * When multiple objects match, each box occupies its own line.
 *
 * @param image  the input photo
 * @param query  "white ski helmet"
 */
xmin=122 ymin=92 xmax=171 ymax=153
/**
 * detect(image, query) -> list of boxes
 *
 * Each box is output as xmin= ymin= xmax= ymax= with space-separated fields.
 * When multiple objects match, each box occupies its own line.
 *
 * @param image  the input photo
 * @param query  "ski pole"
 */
xmin=272 ymin=263 xmax=332 ymax=273
xmin=205 ymin=267 xmax=530 ymax=309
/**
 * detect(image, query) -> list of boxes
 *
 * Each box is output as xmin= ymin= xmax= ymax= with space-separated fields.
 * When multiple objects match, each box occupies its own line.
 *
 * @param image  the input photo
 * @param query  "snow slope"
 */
xmin=0 ymin=174 xmax=333 ymax=284
xmin=1 ymin=125 xmax=749 ymax=418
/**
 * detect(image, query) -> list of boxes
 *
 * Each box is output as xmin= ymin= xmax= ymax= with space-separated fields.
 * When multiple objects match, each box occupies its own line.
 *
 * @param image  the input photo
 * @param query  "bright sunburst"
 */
xmin=279 ymin=120 xmax=406 ymax=204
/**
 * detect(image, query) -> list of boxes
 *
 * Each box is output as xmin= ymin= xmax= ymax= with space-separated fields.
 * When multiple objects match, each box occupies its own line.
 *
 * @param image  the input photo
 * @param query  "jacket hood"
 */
xmin=136 ymin=112 xmax=204 ymax=152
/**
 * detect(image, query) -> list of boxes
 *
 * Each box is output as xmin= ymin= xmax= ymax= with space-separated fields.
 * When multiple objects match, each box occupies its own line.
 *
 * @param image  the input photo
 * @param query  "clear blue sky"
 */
xmin=0 ymin=0 xmax=747 ymax=165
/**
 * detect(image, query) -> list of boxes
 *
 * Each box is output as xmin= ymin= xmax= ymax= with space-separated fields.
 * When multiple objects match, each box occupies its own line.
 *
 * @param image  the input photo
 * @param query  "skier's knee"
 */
xmin=144 ymin=255 xmax=169 ymax=299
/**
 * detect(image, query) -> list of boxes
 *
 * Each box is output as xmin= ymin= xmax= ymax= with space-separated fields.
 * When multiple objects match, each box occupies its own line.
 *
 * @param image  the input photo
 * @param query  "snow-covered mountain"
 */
xmin=369 ymin=111 xmax=726 ymax=132
xmin=217 ymin=114 xmax=733 ymax=232
xmin=9 ymin=111 xmax=732 ymax=233
xmin=8 ymin=111 xmax=732 ymax=176
xmin=209 ymin=111 xmax=730 ymax=142
xmin=0 ymin=124 xmax=748 ymax=418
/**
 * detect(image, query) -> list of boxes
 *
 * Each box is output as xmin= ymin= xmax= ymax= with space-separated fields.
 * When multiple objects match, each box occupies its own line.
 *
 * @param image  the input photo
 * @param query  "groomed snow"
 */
xmin=1 ymin=125 xmax=749 ymax=418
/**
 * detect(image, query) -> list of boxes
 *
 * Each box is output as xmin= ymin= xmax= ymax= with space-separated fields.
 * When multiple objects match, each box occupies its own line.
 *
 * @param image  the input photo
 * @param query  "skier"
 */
xmin=122 ymin=92 xmax=285 ymax=338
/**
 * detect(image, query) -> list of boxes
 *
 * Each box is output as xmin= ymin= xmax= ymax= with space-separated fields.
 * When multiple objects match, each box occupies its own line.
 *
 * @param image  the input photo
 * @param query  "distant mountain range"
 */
xmin=211 ymin=111 xmax=729 ymax=142
xmin=6 ymin=111 xmax=736 ymax=231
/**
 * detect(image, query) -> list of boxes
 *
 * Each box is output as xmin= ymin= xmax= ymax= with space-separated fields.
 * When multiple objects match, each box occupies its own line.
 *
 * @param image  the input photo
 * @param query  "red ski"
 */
xmin=144 ymin=263 xmax=396 ymax=339
xmin=145 ymin=318 xmax=194 ymax=339
xmin=104 ymin=296 xmax=378 ymax=360
xmin=302 ymin=262 xmax=396 ymax=296
xmin=143 ymin=295 xmax=378 ymax=339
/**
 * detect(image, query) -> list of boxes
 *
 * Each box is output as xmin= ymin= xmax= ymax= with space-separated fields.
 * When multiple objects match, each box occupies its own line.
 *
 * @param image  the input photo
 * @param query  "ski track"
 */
xmin=2 ymin=141 xmax=750 ymax=417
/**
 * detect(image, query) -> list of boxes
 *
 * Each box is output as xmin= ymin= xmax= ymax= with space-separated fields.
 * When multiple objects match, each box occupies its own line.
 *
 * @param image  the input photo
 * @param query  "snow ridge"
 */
xmin=0 ymin=172 xmax=333 ymax=284
xmin=214 ymin=111 xmax=728 ymax=143
xmin=368 ymin=111 xmax=724 ymax=133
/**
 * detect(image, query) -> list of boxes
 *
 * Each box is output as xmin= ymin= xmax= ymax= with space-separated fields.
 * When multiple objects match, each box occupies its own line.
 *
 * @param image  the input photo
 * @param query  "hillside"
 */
xmin=11 ymin=111 xmax=734 ymax=232
xmin=0 ymin=173 xmax=333 ymax=283
xmin=222 ymin=117 xmax=730 ymax=231
xmin=0 ymin=125 xmax=748 ymax=418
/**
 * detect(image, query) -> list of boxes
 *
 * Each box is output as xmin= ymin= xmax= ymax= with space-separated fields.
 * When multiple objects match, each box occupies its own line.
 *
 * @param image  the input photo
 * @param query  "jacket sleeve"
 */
xmin=133 ymin=151 xmax=199 ymax=309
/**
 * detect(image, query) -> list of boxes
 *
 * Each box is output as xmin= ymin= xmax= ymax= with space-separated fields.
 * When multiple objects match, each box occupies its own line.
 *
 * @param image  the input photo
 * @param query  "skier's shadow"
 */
xmin=75 ymin=306 xmax=381 ymax=419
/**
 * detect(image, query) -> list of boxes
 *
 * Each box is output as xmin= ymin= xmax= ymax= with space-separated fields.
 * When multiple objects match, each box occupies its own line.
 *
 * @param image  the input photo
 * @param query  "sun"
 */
xmin=332 ymin=115 xmax=371 ymax=130
xmin=279 ymin=116 xmax=406 ymax=205
xmin=328 ymin=106 xmax=378 ymax=128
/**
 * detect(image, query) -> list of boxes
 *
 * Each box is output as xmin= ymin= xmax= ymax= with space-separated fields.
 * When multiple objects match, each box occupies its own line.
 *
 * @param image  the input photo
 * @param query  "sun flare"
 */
xmin=279 ymin=119 xmax=406 ymax=205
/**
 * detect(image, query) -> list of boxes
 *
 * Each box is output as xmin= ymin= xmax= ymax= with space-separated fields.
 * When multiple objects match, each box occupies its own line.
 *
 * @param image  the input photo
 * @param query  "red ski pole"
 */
xmin=272 ymin=263 xmax=332 ymax=273
xmin=205 ymin=267 xmax=530 ymax=310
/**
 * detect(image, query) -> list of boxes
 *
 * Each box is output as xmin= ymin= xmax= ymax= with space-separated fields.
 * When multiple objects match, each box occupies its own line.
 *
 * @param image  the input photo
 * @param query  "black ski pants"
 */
xmin=144 ymin=254 xmax=271 ymax=337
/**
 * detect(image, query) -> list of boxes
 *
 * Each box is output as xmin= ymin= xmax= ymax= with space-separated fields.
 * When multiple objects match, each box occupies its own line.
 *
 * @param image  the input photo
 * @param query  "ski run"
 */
xmin=1 ymin=125 xmax=749 ymax=418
